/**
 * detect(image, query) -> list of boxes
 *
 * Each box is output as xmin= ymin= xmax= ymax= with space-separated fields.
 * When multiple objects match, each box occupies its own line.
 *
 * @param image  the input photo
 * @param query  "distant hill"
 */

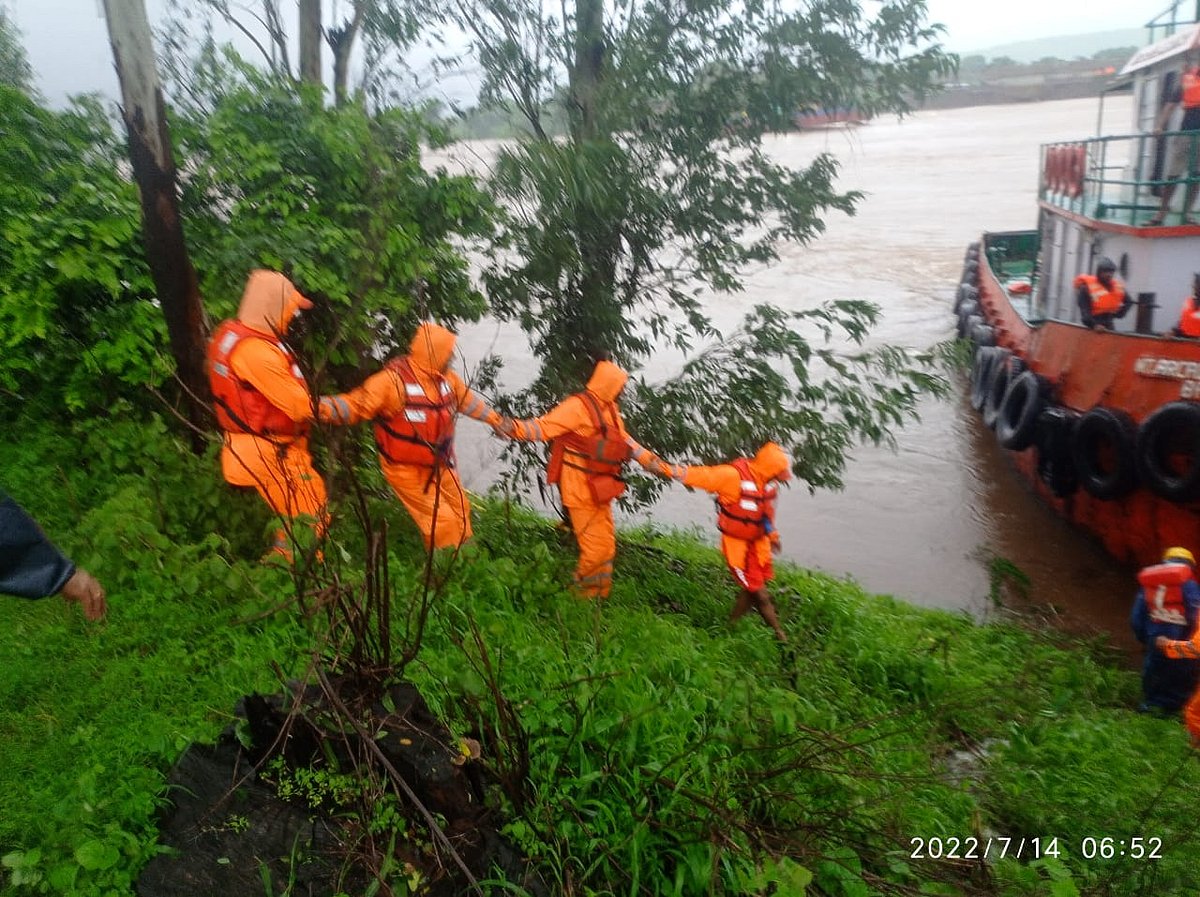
xmin=956 ymin=29 xmax=1145 ymax=63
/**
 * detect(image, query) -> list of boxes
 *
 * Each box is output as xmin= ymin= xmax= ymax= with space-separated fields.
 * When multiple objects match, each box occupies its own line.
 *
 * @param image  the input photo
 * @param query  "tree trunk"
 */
xmin=299 ymin=0 xmax=322 ymax=86
xmin=328 ymin=0 xmax=368 ymax=105
xmin=568 ymin=0 xmax=618 ymax=367
xmin=569 ymin=0 xmax=604 ymax=142
xmin=102 ymin=0 xmax=210 ymax=448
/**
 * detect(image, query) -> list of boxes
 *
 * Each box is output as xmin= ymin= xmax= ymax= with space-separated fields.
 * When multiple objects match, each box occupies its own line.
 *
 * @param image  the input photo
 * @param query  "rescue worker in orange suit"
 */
xmin=1145 ymin=56 xmax=1200 ymax=226
xmin=321 ymin=322 xmax=505 ymax=550
xmin=497 ymin=360 xmax=674 ymax=599
xmin=1132 ymin=546 xmax=1200 ymax=715
xmin=1073 ymin=257 xmax=1129 ymax=331
xmin=1173 ymin=272 xmax=1200 ymax=338
xmin=208 ymin=270 xmax=352 ymax=560
xmin=666 ymin=443 xmax=792 ymax=642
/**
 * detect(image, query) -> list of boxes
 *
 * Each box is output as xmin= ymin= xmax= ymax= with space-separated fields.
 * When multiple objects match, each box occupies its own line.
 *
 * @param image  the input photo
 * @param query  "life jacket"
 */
xmin=1138 ymin=562 xmax=1193 ymax=626
xmin=547 ymin=392 xmax=632 ymax=503
xmin=373 ymin=357 xmax=456 ymax=468
xmin=1183 ymin=68 xmax=1200 ymax=109
xmin=1076 ymin=273 xmax=1125 ymax=316
xmin=715 ymin=458 xmax=777 ymax=541
xmin=207 ymin=320 xmax=308 ymax=439
xmin=1180 ymin=296 xmax=1200 ymax=337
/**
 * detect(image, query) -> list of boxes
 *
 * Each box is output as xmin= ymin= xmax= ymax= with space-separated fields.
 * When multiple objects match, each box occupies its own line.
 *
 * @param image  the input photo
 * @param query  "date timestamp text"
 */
xmin=909 ymin=836 xmax=1163 ymax=861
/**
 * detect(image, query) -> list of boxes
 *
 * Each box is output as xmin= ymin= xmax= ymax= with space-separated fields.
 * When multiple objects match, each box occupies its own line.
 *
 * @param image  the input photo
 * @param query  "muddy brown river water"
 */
xmin=433 ymin=96 xmax=1142 ymax=656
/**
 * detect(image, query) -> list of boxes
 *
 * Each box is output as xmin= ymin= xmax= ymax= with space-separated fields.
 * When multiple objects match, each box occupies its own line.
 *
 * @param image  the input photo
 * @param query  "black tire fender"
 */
xmin=996 ymin=371 xmax=1044 ymax=451
xmin=955 ymin=283 xmax=979 ymax=313
xmin=958 ymin=311 xmax=982 ymax=340
xmin=1136 ymin=401 xmax=1200 ymax=503
xmin=970 ymin=346 xmax=998 ymax=411
xmin=971 ymin=322 xmax=997 ymax=348
xmin=1071 ymin=407 xmax=1138 ymax=500
xmin=1036 ymin=406 xmax=1079 ymax=497
xmin=982 ymin=349 xmax=1012 ymax=429
xmin=957 ymin=299 xmax=980 ymax=327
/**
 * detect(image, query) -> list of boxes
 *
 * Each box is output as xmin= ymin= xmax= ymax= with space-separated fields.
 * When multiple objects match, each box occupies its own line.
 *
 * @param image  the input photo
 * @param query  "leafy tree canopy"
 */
xmin=441 ymin=0 xmax=956 ymax=488
xmin=171 ymin=50 xmax=496 ymax=381
xmin=0 ymin=3 xmax=33 ymax=95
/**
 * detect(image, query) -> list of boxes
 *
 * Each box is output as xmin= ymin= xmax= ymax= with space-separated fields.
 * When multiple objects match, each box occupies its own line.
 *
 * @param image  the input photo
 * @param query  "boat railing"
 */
xmin=983 ymin=230 xmax=1040 ymax=321
xmin=1039 ymin=131 xmax=1200 ymax=227
xmin=1145 ymin=2 xmax=1200 ymax=43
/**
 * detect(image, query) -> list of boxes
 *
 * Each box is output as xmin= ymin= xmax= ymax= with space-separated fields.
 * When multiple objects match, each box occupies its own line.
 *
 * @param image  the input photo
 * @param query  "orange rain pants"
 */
xmin=221 ymin=434 xmax=328 ymax=558
xmin=381 ymin=461 xmax=472 ymax=550
xmin=566 ymin=503 xmax=617 ymax=599
xmin=721 ymin=534 xmax=775 ymax=591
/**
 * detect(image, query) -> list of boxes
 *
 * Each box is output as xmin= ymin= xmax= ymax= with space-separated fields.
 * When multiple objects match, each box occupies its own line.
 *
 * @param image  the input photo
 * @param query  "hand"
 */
xmin=61 ymin=568 xmax=107 ymax=621
xmin=771 ymin=539 xmax=782 ymax=555
xmin=1155 ymin=635 xmax=1170 ymax=651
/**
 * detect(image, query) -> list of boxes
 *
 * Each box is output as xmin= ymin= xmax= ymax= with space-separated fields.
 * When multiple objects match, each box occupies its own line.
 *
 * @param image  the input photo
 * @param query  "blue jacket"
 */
xmin=1130 ymin=560 xmax=1200 ymax=712
xmin=0 ymin=492 xmax=75 ymax=600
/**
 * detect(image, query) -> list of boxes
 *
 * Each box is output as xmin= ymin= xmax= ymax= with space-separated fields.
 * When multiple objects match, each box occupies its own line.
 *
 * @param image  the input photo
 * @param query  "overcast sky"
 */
xmin=6 ymin=0 xmax=1181 ymax=106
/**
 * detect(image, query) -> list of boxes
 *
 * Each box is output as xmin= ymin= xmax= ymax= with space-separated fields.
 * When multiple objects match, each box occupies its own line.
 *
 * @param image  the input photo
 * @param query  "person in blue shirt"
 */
xmin=1 ymin=491 xmax=106 ymax=620
xmin=1131 ymin=546 xmax=1200 ymax=713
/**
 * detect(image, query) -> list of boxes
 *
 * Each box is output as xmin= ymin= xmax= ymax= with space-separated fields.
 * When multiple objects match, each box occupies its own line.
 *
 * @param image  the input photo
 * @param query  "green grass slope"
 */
xmin=1 ymin=419 xmax=1198 ymax=896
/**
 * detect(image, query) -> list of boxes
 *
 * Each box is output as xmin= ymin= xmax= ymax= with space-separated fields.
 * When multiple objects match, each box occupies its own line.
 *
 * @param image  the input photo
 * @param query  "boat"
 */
xmin=954 ymin=3 xmax=1200 ymax=567
xmin=792 ymin=106 xmax=868 ymax=130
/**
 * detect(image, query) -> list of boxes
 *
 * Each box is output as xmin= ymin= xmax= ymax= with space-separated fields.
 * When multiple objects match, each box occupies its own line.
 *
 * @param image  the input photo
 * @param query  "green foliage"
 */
xmin=171 ymin=51 xmax=495 ymax=381
xmin=0 ymin=422 xmax=313 ymax=897
xmin=2 ymin=413 xmax=1200 ymax=895
xmin=451 ymin=0 xmax=956 ymax=489
xmin=0 ymin=87 xmax=164 ymax=415
xmin=0 ymin=4 xmax=32 ymax=95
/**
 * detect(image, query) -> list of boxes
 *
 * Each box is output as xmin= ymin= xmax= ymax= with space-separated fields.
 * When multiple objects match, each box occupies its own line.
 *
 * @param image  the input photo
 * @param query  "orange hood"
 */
xmin=585 ymin=360 xmax=628 ymax=403
xmin=749 ymin=442 xmax=792 ymax=483
xmin=236 ymin=270 xmax=313 ymax=335
xmin=408 ymin=322 xmax=457 ymax=375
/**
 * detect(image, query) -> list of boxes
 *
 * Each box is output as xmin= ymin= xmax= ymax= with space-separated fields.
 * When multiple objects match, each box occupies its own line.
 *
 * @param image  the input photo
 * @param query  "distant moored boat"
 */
xmin=792 ymin=106 xmax=869 ymax=129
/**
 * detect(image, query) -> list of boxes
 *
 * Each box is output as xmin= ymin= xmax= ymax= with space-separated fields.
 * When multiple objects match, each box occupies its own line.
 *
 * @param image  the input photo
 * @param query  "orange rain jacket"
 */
xmin=209 ymin=271 xmax=349 ymax=557
xmin=508 ymin=361 xmax=671 ymax=507
xmin=507 ymin=361 xmax=671 ymax=597
xmin=675 ymin=443 xmax=792 ymax=587
xmin=326 ymin=323 xmax=501 ymax=549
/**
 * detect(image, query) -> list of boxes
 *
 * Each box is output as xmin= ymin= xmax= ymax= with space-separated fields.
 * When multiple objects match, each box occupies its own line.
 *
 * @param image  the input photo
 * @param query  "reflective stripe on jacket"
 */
xmin=373 ymin=357 xmax=456 ymax=468
xmin=207 ymin=319 xmax=307 ymax=439
xmin=715 ymin=458 xmax=777 ymax=541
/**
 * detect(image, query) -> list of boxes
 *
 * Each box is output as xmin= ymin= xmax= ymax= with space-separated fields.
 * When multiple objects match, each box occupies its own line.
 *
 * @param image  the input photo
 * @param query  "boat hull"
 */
xmin=960 ymin=237 xmax=1200 ymax=567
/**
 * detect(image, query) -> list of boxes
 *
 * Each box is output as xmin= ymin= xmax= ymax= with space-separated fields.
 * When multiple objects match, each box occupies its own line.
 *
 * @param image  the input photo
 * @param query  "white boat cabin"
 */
xmin=1000 ymin=4 xmax=1200 ymax=335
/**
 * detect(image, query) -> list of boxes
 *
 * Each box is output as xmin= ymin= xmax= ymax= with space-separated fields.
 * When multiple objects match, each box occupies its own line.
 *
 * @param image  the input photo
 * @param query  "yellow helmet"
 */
xmin=1163 ymin=546 xmax=1196 ymax=565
